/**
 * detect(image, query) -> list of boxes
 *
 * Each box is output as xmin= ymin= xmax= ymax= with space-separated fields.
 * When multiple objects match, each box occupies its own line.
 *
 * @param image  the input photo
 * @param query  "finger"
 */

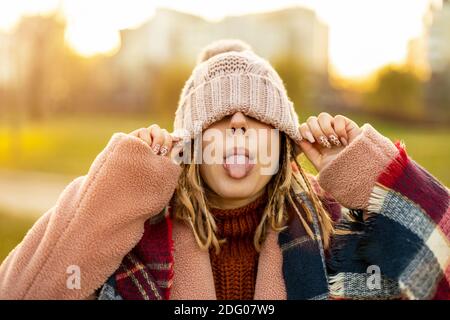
xmin=318 ymin=112 xmax=341 ymax=147
xmin=306 ymin=116 xmax=331 ymax=149
xmin=345 ymin=118 xmax=361 ymax=143
xmin=159 ymin=129 xmax=172 ymax=157
xmin=170 ymin=130 xmax=184 ymax=142
xmin=149 ymin=124 xmax=163 ymax=154
xmin=129 ymin=128 xmax=140 ymax=137
xmin=137 ymin=128 xmax=152 ymax=146
xmin=299 ymin=123 xmax=315 ymax=144
xmin=333 ymin=115 xmax=348 ymax=146
xmin=298 ymin=140 xmax=321 ymax=170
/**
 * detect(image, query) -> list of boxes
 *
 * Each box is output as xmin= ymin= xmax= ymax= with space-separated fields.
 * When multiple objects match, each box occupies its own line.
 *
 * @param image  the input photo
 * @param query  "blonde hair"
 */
xmin=174 ymin=133 xmax=334 ymax=255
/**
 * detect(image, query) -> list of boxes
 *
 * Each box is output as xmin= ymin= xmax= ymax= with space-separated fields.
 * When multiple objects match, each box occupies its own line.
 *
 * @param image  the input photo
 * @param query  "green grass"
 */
xmin=0 ymin=209 xmax=36 ymax=262
xmin=294 ymin=116 xmax=449 ymax=185
xmin=0 ymin=114 xmax=172 ymax=178
xmin=359 ymin=118 xmax=449 ymax=185
xmin=379 ymin=126 xmax=450 ymax=184
xmin=0 ymin=113 xmax=448 ymax=183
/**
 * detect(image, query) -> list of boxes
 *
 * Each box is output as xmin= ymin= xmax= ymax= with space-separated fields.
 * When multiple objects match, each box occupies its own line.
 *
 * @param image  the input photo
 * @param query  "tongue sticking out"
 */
xmin=223 ymin=155 xmax=254 ymax=179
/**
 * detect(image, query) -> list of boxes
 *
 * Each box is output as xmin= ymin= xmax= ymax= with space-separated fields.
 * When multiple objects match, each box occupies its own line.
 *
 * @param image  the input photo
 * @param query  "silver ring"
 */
xmin=159 ymin=146 xmax=169 ymax=156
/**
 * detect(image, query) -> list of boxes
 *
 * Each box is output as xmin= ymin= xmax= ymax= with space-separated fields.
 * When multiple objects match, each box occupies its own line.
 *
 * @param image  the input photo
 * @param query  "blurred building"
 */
xmin=110 ymin=6 xmax=329 ymax=113
xmin=113 ymin=7 xmax=328 ymax=82
xmin=427 ymin=0 xmax=450 ymax=73
xmin=407 ymin=36 xmax=429 ymax=78
xmin=406 ymin=0 xmax=450 ymax=77
xmin=417 ymin=0 xmax=450 ymax=117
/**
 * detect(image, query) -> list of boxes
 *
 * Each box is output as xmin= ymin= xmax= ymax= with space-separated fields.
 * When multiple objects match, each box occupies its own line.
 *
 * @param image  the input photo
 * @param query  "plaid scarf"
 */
xmin=97 ymin=192 xmax=333 ymax=300
xmin=98 ymin=193 xmax=398 ymax=300
xmin=277 ymin=192 xmax=330 ymax=299
xmin=97 ymin=143 xmax=449 ymax=300
xmin=278 ymin=192 xmax=401 ymax=300
xmin=98 ymin=209 xmax=174 ymax=300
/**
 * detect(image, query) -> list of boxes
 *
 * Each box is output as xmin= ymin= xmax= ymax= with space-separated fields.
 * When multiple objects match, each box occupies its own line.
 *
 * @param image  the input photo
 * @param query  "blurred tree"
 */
xmin=15 ymin=16 xmax=67 ymax=119
xmin=12 ymin=15 xmax=111 ymax=118
xmin=364 ymin=65 xmax=425 ymax=119
xmin=148 ymin=61 xmax=193 ymax=128
xmin=272 ymin=53 xmax=312 ymax=113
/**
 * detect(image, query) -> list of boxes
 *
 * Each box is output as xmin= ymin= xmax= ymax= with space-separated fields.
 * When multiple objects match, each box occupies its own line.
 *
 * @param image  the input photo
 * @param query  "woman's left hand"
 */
xmin=297 ymin=113 xmax=362 ymax=172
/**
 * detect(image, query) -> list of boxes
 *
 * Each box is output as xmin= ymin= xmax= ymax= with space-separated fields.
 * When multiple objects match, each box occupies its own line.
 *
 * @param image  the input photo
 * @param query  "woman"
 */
xmin=0 ymin=39 xmax=448 ymax=300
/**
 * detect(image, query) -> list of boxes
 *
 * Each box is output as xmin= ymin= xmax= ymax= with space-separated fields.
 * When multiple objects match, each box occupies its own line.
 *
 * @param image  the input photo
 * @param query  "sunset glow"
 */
xmin=0 ymin=0 xmax=439 ymax=78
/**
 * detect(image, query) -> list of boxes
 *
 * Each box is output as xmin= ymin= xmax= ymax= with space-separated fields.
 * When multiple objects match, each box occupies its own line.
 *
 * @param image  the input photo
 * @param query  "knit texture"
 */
xmin=173 ymin=39 xmax=302 ymax=143
xmin=209 ymin=196 xmax=266 ymax=300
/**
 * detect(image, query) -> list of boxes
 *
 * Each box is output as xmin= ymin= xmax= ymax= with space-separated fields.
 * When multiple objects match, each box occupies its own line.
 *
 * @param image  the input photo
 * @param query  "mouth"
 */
xmin=222 ymin=148 xmax=255 ymax=179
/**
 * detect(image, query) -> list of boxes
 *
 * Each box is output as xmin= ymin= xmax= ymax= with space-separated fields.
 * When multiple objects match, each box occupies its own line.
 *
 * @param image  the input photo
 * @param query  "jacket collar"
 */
xmin=170 ymin=218 xmax=286 ymax=300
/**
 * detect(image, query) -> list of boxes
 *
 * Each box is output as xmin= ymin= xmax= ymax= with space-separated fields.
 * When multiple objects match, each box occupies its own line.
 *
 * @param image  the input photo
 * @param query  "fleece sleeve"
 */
xmin=318 ymin=124 xmax=450 ymax=300
xmin=0 ymin=132 xmax=182 ymax=299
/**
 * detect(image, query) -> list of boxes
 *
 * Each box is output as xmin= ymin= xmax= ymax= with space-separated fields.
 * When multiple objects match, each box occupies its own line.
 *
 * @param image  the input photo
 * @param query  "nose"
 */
xmin=228 ymin=112 xmax=248 ymax=135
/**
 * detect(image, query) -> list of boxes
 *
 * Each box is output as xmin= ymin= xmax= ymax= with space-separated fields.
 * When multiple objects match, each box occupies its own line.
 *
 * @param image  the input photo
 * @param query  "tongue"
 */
xmin=226 ymin=163 xmax=248 ymax=179
xmin=224 ymin=155 xmax=252 ymax=179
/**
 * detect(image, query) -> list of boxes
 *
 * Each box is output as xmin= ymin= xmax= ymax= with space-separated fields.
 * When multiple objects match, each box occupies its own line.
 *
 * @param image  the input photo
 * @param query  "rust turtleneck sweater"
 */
xmin=209 ymin=196 xmax=266 ymax=300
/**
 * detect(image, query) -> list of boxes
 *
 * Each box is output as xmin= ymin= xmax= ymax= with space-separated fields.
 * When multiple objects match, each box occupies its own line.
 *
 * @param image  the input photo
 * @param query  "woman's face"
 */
xmin=199 ymin=112 xmax=280 ymax=207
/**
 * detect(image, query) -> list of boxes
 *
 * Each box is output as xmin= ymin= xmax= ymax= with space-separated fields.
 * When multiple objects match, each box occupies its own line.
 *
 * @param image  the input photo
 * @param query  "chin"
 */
xmin=213 ymin=173 xmax=260 ymax=199
xmin=217 ymin=185 xmax=255 ymax=199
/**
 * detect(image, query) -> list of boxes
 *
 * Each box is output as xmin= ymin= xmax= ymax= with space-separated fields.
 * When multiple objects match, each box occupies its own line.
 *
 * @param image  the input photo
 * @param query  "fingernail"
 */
xmin=341 ymin=137 xmax=348 ymax=146
xmin=305 ymin=131 xmax=315 ymax=143
xmin=159 ymin=146 xmax=169 ymax=156
xmin=319 ymin=136 xmax=331 ymax=148
xmin=328 ymin=135 xmax=341 ymax=146
xmin=152 ymin=144 xmax=161 ymax=154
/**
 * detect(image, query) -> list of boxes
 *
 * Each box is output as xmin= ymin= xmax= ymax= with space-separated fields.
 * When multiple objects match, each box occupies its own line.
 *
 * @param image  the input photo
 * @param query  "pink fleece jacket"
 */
xmin=0 ymin=124 xmax=404 ymax=299
xmin=0 ymin=133 xmax=181 ymax=299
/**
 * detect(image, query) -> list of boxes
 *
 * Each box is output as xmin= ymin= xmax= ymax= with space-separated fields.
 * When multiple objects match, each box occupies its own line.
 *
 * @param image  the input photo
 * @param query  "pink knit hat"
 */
xmin=173 ymin=39 xmax=302 ymax=143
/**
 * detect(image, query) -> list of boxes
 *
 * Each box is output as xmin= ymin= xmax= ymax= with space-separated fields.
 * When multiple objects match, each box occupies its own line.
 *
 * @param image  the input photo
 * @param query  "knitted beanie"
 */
xmin=173 ymin=39 xmax=302 ymax=143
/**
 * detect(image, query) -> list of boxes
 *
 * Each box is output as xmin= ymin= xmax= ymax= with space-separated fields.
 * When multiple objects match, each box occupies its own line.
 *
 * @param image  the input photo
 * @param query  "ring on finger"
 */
xmin=328 ymin=135 xmax=341 ymax=147
xmin=152 ymin=144 xmax=161 ymax=154
xmin=159 ymin=146 xmax=169 ymax=156
xmin=318 ymin=136 xmax=331 ymax=148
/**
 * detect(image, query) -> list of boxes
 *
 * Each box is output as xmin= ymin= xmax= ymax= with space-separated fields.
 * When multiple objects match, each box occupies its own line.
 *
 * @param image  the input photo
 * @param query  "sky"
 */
xmin=0 ymin=0 xmax=440 ymax=79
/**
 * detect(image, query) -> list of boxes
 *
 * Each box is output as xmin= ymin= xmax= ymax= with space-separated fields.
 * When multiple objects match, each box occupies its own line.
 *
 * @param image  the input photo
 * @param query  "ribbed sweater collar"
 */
xmin=210 ymin=195 xmax=266 ymax=242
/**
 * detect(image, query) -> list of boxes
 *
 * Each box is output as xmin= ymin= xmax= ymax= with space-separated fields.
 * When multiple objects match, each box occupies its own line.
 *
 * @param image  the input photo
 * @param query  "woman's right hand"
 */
xmin=130 ymin=124 xmax=180 ymax=158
